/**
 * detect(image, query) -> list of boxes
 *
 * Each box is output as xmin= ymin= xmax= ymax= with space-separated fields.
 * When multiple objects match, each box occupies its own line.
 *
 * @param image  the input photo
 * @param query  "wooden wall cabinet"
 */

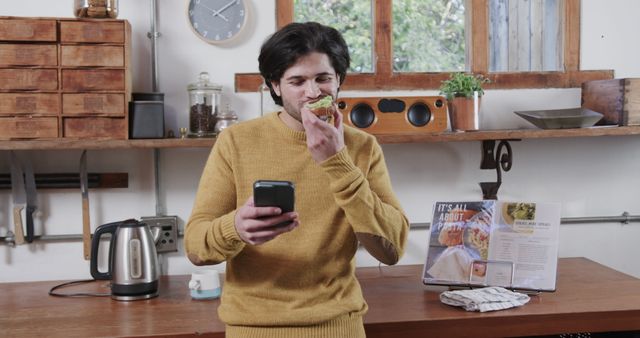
xmin=0 ymin=16 xmax=131 ymax=140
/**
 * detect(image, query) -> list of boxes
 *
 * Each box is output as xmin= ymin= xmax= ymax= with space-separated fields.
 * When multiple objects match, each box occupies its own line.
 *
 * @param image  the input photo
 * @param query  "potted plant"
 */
xmin=439 ymin=72 xmax=490 ymax=131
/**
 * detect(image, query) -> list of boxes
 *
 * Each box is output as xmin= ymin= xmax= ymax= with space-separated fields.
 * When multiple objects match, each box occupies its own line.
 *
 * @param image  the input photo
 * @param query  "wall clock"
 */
xmin=187 ymin=0 xmax=249 ymax=44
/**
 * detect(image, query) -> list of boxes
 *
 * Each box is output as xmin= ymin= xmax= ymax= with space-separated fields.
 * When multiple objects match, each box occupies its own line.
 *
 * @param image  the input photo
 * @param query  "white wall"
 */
xmin=1 ymin=0 xmax=639 ymax=282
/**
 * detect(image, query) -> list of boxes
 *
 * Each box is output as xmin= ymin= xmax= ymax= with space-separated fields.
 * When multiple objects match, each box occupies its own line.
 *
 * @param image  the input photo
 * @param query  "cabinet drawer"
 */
xmin=0 ymin=116 xmax=58 ymax=139
xmin=0 ymin=69 xmax=58 ymax=91
xmin=60 ymin=21 xmax=125 ymax=43
xmin=63 ymin=93 xmax=124 ymax=115
xmin=0 ymin=93 xmax=60 ymax=115
xmin=61 ymin=45 xmax=124 ymax=67
xmin=0 ymin=19 xmax=57 ymax=41
xmin=62 ymin=69 xmax=125 ymax=91
xmin=64 ymin=117 xmax=126 ymax=139
xmin=0 ymin=44 xmax=57 ymax=66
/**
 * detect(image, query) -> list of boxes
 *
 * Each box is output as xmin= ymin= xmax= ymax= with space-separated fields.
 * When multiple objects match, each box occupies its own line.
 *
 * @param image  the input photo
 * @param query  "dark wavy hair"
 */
xmin=258 ymin=22 xmax=350 ymax=106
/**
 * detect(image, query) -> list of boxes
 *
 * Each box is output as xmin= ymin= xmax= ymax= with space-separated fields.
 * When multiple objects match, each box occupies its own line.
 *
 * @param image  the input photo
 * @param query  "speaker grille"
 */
xmin=350 ymin=103 xmax=375 ymax=129
xmin=407 ymin=103 xmax=431 ymax=127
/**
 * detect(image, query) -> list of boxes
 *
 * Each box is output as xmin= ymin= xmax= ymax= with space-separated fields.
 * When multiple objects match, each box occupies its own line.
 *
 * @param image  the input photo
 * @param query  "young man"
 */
xmin=185 ymin=22 xmax=409 ymax=338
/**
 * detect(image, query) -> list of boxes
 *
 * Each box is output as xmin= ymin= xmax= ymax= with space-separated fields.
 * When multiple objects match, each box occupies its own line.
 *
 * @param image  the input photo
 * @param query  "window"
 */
xmin=234 ymin=0 xmax=612 ymax=93
xmin=292 ymin=0 xmax=467 ymax=73
xmin=392 ymin=0 xmax=466 ymax=73
xmin=489 ymin=0 xmax=563 ymax=72
xmin=293 ymin=0 xmax=374 ymax=73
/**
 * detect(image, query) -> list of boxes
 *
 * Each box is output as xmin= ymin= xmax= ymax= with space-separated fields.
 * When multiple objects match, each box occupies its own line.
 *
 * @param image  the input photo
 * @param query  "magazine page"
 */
xmin=423 ymin=201 xmax=496 ymax=286
xmin=423 ymin=200 xmax=561 ymax=291
xmin=486 ymin=201 xmax=562 ymax=291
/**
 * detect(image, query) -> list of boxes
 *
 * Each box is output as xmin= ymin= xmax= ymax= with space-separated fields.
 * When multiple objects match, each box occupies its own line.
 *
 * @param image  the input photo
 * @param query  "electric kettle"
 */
xmin=90 ymin=219 xmax=159 ymax=301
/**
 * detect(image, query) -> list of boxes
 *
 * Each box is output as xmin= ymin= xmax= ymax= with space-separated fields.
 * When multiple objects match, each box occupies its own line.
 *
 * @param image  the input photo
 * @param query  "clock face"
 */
xmin=188 ymin=0 xmax=248 ymax=44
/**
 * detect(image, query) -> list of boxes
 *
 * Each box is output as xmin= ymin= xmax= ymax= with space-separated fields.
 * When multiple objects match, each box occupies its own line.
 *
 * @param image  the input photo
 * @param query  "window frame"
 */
xmin=235 ymin=0 xmax=612 ymax=93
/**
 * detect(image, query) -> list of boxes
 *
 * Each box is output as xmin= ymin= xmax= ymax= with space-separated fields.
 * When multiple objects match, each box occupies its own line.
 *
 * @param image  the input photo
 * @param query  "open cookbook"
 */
xmin=422 ymin=200 xmax=561 ymax=292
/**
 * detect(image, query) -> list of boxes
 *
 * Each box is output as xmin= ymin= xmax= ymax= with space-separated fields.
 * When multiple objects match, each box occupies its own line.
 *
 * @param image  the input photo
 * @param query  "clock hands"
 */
xmin=189 ymin=0 xmax=247 ymax=43
xmin=196 ymin=2 xmax=229 ymax=22
xmin=211 ymin=0 xmax=239 ymax=21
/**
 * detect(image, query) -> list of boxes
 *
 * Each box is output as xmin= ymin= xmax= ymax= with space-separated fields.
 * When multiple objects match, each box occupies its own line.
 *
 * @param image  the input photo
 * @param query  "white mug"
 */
xmin=188 ymin=270 xmax=221 ymax=300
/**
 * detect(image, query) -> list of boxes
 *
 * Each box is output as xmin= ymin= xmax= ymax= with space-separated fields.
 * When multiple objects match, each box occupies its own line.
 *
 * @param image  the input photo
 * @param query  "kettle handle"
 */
xmin=90 ymin=220 xmax=121 ymax=280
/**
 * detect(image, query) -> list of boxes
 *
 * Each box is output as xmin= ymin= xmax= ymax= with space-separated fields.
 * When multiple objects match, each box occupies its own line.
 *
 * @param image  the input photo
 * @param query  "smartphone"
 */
xmin=253 ymin=180 xmax=295 ymax=226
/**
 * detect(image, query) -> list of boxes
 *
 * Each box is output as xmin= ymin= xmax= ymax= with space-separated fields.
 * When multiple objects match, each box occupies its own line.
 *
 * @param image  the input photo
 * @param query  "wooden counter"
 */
xmin=2 ymin=257 xmax=640 ymax=337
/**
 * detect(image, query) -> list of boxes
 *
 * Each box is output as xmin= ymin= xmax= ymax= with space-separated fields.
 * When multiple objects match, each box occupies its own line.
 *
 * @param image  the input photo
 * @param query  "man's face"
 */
xmin=271 ymin=52 xmax=340 ymax=122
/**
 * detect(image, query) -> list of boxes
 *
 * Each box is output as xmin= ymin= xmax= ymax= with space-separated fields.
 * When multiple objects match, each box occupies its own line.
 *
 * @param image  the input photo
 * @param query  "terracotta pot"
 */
xmin=448 ymin=94 xmax=481 ymax=131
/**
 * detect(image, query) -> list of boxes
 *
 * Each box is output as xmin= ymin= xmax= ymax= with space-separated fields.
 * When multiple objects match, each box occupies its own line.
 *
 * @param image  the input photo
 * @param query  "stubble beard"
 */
xmin=281 ymin=99 xmax=303 ymax=123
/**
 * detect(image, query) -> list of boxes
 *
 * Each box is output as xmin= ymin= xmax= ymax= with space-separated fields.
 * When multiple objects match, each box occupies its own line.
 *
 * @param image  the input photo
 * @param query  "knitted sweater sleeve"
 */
xmin=319 ymin=141 xmax=410 ymax=265
xmin=184 ymin=131 xmax=245 ymax=265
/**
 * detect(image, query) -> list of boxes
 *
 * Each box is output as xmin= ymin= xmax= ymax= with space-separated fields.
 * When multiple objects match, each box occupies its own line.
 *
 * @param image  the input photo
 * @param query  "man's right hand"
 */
xmin=234 ymin=197 xmax=299 ymax=245
xmin=301 ymin=103 xmax=345 ymax=163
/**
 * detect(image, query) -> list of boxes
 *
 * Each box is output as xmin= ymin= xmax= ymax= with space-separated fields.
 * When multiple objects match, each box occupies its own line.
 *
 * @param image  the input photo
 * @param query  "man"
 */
xmin=185 ymin=22 xmax=409 ymax=338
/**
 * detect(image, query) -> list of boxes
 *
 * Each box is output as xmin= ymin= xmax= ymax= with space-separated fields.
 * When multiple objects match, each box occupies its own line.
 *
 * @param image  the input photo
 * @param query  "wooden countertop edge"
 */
xmin=2 ymin=258 xmax=640 ymax=338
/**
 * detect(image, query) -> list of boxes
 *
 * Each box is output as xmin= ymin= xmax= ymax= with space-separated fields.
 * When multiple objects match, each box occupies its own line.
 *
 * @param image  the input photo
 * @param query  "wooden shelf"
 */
xmin=375 ymin=125 xmax=640 ymax=144
xmin=0 ymin=137 xmax=216 ymax=150
xmin=2 ymin=126 xmax=640 ymax=150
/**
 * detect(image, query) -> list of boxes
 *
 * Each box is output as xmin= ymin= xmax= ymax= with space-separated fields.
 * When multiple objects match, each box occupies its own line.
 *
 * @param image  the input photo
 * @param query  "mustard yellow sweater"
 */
xmin=185 ymin=111 xmax=409 ymax=338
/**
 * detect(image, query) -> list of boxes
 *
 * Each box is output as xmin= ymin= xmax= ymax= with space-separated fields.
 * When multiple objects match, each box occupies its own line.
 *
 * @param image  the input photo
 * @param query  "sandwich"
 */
xmin=305 ymin=96 xmax=334 ymax=120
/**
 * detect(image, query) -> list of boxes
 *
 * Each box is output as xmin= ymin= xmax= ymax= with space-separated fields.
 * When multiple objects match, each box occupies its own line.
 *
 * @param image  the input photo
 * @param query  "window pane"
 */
xmin=392 ymin=0 xmax=466 ymax=72
xmin=489 ymin=0 xmax=564 ymax=72
xmin=293 ymin=0 xmax=373 ymax=73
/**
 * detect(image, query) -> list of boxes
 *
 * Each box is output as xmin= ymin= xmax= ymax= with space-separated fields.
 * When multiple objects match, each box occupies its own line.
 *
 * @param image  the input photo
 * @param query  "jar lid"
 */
xmin=188 ymin=72 xmax=222 ymax=91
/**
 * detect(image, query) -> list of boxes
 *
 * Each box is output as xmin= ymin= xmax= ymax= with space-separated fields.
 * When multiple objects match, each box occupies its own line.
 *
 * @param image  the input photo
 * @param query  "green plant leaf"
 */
xmin=439 ymin=72 xmax=490 ymax=101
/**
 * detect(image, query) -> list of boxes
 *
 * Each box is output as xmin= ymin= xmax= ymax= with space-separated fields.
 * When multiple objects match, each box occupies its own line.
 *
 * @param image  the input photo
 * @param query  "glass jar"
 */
xmin=74 ymin=0 xmax=119 ymax=19
xmin=187 ymin=72 xmax=222 ymax=138
xmin=215 ymin=110 xmax=238 ymax=134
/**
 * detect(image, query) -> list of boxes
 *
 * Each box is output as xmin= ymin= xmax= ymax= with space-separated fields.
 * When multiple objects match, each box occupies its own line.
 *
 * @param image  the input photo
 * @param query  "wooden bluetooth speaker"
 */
xmin=337 ymin=96 xmax=447 ymax=135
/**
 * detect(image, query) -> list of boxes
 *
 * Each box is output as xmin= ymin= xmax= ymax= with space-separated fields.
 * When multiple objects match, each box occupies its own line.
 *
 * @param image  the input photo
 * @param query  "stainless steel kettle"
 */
xmin=90 ymin=219 xmax=159 ymax=301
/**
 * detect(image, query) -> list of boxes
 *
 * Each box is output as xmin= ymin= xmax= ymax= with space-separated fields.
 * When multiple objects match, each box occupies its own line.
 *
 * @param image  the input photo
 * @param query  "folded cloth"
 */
xmin=427 ymin=245 xmax=474 ymax=282
xmin=440 ymin=286 xmax=530 ymax=312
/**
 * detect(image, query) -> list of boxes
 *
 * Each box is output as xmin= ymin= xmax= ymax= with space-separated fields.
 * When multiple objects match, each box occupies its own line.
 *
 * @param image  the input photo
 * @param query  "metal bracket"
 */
xmin=479 ymin=140 xmax=516 ymax=200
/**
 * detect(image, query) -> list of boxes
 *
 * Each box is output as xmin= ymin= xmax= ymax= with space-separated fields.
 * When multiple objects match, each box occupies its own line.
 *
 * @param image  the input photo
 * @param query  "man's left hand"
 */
xmin=301 ymin=105 xmax=345 ymax=163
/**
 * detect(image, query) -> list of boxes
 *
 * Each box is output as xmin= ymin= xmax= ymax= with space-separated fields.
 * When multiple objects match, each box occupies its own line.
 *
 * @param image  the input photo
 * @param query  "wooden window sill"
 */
xmin=235 ymin=70 xmax=613 ymax=93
